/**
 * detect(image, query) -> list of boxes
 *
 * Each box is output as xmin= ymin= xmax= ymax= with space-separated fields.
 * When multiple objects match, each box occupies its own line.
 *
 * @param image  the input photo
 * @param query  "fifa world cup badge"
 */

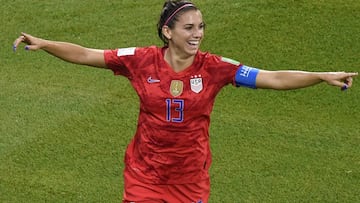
xmin=170 ymin=80 xmax=184 ymax=97
xmin=190 ymin=75 xmax=203 ymax=93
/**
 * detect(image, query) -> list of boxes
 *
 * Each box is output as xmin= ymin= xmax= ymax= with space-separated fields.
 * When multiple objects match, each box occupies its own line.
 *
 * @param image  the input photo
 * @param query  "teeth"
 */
xmin=189 ymin=41 xmax=199 ymax=45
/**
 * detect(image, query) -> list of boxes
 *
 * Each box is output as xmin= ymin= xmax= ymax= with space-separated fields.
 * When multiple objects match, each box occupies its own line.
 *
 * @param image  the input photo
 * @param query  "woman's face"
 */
xmin=167 ymin=9 xmax=205 ymax=57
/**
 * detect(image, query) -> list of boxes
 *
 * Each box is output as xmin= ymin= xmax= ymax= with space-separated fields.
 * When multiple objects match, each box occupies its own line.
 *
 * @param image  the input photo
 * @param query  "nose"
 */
xmin=193 ymin=28 xmax=203 ymax=38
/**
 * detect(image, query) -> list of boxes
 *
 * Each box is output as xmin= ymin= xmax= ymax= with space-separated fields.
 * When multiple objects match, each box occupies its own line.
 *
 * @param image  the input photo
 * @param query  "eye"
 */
xmin=184 ymin=26 xmax=193 ymax=30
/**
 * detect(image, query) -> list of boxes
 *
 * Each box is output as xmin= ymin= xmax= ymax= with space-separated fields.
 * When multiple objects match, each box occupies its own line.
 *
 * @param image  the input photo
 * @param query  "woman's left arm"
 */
xmin=255 ymin=70 xmax=358 ymax=90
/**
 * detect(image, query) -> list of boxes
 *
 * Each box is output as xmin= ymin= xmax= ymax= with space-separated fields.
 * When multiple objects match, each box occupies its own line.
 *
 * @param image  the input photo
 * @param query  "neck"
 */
xmin=164 ymin=48 xmax=195 ymax=73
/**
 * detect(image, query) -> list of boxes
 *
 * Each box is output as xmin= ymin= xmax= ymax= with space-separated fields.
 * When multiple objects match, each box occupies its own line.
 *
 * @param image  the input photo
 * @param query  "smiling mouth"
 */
xmin=188 ymin=40 xmax=200 ymax=46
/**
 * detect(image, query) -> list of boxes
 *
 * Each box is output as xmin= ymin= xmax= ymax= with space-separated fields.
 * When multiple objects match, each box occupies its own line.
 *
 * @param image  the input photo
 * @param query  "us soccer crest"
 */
xmin=190 ymin=75 xmax=203 ymax=93
xmin=170 ymin=80 xmax=184 ymax=97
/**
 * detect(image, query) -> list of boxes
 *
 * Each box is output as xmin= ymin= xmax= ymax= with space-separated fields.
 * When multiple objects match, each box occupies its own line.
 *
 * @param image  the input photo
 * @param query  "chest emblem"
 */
xmin=170 ymin=80 xmax=184 ymax=97
xmin=190 ymin=75 xmax=203 ymax=93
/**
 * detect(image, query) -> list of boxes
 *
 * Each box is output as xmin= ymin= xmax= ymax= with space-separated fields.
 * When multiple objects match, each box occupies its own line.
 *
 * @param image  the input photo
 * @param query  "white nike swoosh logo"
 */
xmin=147 ymin=76 xmax=160 ymax=83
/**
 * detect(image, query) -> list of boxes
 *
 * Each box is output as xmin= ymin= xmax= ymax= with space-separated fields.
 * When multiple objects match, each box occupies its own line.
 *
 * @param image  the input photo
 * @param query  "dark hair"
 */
xmin=157 ymin=0 xmax=198 ymax=45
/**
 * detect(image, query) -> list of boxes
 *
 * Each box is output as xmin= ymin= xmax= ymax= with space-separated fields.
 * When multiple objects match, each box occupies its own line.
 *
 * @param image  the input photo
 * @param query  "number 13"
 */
xmin=165 ymin=99 xmax=184 ymax=123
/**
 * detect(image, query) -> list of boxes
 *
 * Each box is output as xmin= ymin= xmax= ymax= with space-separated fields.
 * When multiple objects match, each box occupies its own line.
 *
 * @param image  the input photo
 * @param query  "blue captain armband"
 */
xmin=235 ymin=65 xmax=259 ymax=89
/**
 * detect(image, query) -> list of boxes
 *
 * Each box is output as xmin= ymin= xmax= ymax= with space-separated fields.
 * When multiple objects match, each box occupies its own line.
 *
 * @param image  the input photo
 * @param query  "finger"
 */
xmin=346 ymin=77 xmax=353 ymax=85
xmin=341 ymin=84 xmax=349 ymax=91
xmin=23 ymin=45 xmax=39 ymax=51
xmin=21 ymin=32 xmax=32 ymax=43
xmin=13 ymin=33 xmax=34 ymax=52
xmin=346 ymin=72 xmax=358 ymax=77
xmin=13 ymin=35 xmax=25 ymax=52
xmin=341 ymin=77 xmax=354 ymax=91
xmin=330 ymin=80 xmax=345 ymax=87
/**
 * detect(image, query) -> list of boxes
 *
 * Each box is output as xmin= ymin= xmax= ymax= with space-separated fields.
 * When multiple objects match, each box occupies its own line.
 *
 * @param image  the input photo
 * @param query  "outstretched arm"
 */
xmin=256 ymin=70 xmax=358 ymax=90
xmin=13 ymin=33 xmax=107 ymax=68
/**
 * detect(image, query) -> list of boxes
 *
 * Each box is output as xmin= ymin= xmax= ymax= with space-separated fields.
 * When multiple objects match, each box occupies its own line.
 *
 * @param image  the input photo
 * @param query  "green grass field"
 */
xmin=1 ymin=0 xmax=360 ymax=202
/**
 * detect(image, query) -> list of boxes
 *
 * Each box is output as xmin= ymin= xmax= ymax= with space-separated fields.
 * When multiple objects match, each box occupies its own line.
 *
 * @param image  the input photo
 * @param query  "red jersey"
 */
xmin=104 ymin=46 xmax=240 ymax=184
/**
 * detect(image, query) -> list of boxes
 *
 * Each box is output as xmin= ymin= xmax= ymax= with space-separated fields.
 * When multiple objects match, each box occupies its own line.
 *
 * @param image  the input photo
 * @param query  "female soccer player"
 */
xmin=13 ymin=0 xmax=357 ymax=202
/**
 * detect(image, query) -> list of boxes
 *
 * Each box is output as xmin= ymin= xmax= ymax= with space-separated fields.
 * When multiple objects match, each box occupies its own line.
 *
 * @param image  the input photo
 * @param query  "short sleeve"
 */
xmin=205 ymin=54 xmax=242 ymax=88
xmin=104 ymin=47 xmax=137 ymax=78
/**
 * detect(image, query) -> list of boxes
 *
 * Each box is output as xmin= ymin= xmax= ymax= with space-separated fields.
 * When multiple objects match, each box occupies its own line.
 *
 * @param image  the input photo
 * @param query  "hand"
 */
xmin=13 ymin=32 xmax=45 ymax=52
xmin=323 ymin=72 xmax=358 ymax=90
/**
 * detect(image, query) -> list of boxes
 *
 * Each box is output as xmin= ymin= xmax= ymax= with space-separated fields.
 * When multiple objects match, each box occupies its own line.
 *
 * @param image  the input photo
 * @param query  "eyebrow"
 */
xmin=183 ymin=22 xmax=205 ymax=26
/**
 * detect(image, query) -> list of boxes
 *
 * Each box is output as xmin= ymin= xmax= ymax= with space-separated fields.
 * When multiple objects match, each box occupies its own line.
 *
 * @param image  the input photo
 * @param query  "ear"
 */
xmin=162 ymin=25 xmax=172 ymax=40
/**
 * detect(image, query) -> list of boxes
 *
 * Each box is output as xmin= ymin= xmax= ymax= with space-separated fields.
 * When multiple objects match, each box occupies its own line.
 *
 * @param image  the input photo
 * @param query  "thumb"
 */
xmin=341 ymin=77 xmax=353 ymax=91
xmin=328 ymin=79 xmax=344 ymax=87
xmin=24 ymin=44 xmax=41 ymax=51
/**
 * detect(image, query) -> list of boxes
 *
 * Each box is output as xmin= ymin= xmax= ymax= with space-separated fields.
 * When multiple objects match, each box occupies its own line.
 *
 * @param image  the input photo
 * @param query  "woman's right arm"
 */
xmin=13 ymin=32 xmax=107 ymax=68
